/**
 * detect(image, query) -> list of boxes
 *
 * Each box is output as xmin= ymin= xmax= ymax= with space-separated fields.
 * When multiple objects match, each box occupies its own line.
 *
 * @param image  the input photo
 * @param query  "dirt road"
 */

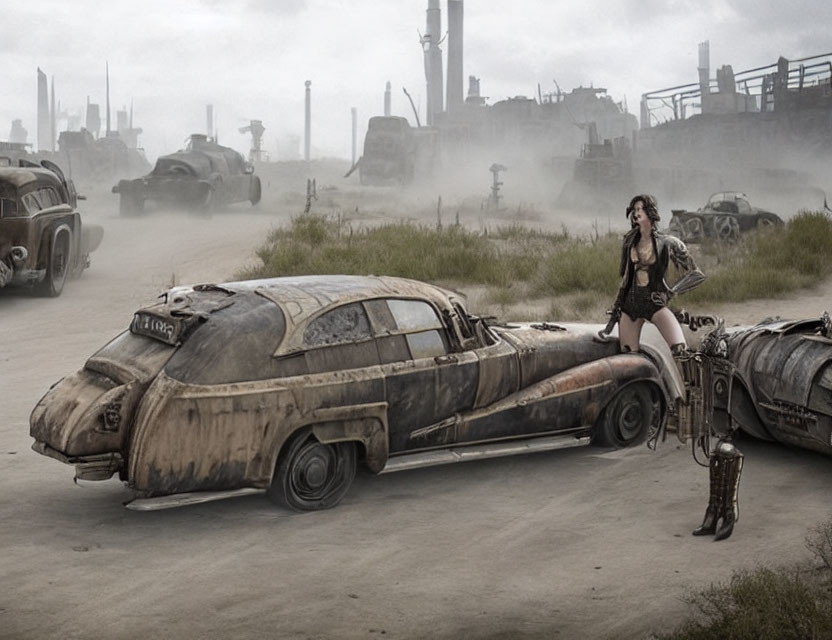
xmin=2 ymin=190 xmax=832 ymax=640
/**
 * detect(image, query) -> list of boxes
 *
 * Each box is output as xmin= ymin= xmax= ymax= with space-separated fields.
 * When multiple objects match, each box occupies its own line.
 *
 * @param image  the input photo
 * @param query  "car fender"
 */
xmin=307 ymin=402 xmax=389 ymax=473
xmin=458 ymin=353 xmax=664 ymax=433
xmin=729 ymin=374 xmax=774 ymax=441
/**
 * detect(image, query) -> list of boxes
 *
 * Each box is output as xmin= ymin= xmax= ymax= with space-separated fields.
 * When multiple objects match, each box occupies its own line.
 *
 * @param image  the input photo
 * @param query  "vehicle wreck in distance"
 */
xmin=668 ymin=192 xmax=784 ymax=242
xmin=0 ymin=158 xmax=102 ymax=296
xmin=113 ymin=134 xmax=262 ymax=214
xmin=29 ymin=275 xmax=685 ymax=512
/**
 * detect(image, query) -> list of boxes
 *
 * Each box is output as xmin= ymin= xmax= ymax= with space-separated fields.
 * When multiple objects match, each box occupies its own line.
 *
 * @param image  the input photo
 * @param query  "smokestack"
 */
xmin=37 ymin=68 xmax=50 ymax=152
xmin=384 ymin=81 xmax=391 ymax=116
xmin=698 ymin=41 xmax=710 ymax=97
xmin=446 ymin=0 xmax=464 ymax=112
xmin=206 ymin=104 xmax=214 ymax=138
xmin=422 ymin=0 xmax=444 ymax=125
xmin=105 ymin=61 xmax=111 ymax=136
xmin=50 ymin=75 xmax=56 ymax=151
xmin=351 ymin=107 xmax=357 ymax=165
xmin=304 ymin=80 xmax=311 ymax=162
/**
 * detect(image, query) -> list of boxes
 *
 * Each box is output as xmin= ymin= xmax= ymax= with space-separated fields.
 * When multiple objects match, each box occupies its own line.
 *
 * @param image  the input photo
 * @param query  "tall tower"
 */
xmin=384 ymin=81 xmax=391 ymax=117
xmin=304 ymin=80 xmax=312 ymax=162
xmin=37 ymin=68 xmax=50 ymax=151
xmin=422 ymin=0 xmax=444 ymax=125
xmin=446 ymin=0 xmax=464 ymax=113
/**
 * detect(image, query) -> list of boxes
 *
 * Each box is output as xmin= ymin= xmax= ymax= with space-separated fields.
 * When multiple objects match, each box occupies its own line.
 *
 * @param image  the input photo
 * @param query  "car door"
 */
xmin=367 ymin=298 xmax=479 ymax=453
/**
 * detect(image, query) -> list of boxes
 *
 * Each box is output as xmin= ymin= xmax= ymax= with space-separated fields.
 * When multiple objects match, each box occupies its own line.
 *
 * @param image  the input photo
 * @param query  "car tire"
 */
xmin=267 ymin=429 xmax=357 ymax=511
xmin=593 ymin=382 xmax=658 ymax=448
xmin=714 ymin=215 xmax=740 ymax=242
xmin=35 ymin=228 xmax=71 ymax=297
xmin=250 ymin=176 xmax=262 ymax=206
xmin=205 ymin=178 xmax=223 ymax=212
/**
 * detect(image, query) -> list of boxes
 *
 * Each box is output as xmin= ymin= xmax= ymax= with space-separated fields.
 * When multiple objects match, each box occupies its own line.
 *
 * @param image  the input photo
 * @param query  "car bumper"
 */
xmin=31 ymin=441 xmax=124 ymax=481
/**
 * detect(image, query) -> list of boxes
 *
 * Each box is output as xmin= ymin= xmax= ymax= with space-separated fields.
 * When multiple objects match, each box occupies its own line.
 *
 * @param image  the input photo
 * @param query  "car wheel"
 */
xmin=714 ymin=215 xmax=740 ymax=242
xmin=205 ymin=178 xmax=223 ymax=212
xmin=35 ymin=228 xmax=71 ymax=297
xmin=267 ymin=429 xmax=357 ymax=511
xmin=593 ymin=382 xmax=658 ymax=448
xmin=250 ymin=176 xmax=262 ymax=206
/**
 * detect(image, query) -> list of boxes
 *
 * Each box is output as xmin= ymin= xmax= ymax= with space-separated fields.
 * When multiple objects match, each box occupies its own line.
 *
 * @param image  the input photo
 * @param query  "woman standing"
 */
xmin=614 ymin=194 xmax=705 ymax=354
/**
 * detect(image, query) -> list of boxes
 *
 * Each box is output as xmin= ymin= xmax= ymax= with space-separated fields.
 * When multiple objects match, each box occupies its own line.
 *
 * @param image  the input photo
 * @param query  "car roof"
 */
xmin=167 ymin=275 xmax=464 ymax=357
xmin=0 ymin=166 xmax=62 ymax=190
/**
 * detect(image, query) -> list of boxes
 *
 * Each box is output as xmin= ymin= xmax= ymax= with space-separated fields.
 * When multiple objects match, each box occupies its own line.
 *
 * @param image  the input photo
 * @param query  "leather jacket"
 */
xmin=615 ymin=228 xmax=705 ymax=307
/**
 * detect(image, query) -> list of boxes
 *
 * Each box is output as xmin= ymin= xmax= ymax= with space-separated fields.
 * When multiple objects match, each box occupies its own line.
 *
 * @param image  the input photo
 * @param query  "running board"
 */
xmin=124 ymin=487 xmax=266 ymax=511
xmin=379 ymin=434 xmax=591 ymax=474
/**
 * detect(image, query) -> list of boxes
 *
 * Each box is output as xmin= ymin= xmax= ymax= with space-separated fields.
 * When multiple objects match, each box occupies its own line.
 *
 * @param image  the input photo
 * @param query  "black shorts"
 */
xmin=621 ymin=285 xmax=665 ymax=321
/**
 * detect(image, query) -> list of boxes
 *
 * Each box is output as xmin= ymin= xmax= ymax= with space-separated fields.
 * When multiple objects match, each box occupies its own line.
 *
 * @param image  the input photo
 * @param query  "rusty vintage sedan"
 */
xmin=0 ymin=159 xmax=103 ymax=296
xmin=30 ymin=275 xmax=683 ymax=511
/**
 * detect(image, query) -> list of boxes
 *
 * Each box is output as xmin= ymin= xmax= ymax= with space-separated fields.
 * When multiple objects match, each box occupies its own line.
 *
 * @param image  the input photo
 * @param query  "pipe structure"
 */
xmin=384 ymin=81 xmax=391 ymax=116
xmin=106 ymin=62 xmax=111 ymax=136
xmin=37 ymin=68 xmax=49 ymax=151
xmin=351 ymin=107 xmax=357 ymax=165
xmin=50 ymin=75 xmax=56 ymax=151
xmin=206 ymin=104 xmax=214 ymax=138
xmin=304 ymin=80 xmax=311 ymax=162
xmin=422 ymin=0 xmax=444 ymax=125
xmin=446 ymin=0 xmax=464 ymax=113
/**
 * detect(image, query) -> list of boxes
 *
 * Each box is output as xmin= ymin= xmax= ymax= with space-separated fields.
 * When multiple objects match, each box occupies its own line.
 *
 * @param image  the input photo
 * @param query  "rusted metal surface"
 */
xmin=30 ymin=275 xmax=680 ymax=509
xmin=0 ymin=161 xmax=102 ymax=296
xmin=725 ymin=314 xmax=832 ymax=456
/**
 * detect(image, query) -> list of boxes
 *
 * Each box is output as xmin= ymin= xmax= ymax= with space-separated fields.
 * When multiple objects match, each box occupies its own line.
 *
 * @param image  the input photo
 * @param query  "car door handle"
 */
xmin=434 ymin=354 xmax=458 ymax=365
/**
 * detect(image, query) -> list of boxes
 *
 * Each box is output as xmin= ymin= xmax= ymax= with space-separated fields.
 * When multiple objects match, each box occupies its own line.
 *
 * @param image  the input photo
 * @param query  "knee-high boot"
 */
xmin=692 ymin=454 xmax=723 ymax=536
xmin=713 ymin=441 xmax=744 ymax=541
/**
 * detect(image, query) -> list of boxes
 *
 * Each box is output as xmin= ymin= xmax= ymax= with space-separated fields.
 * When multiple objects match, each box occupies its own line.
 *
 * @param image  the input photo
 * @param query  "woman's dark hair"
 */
xmin=626 ymin=194 xmax=660 ymax=225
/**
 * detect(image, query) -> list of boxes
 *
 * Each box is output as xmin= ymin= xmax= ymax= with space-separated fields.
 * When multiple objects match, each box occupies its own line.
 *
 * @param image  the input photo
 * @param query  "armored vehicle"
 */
xmin=668 ymin=192 xmax=784 ymax=242
xmin=113 ymin=134 xmax=262 ymax=214
xmin=0 ymin=159 xmax=102 ymax=296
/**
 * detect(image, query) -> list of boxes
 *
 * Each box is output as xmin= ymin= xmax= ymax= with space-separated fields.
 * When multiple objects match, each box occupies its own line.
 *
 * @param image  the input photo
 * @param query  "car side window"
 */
xmin=22 ymin=192 xmax=42 ymax=214
xmin=385 ymin=299 xmax=448 ymax=360
xmin=303 ymin=302 xmax=372 ymax=347
xmin=736 ymin=199 xmax=751 ymax=214
xmin=0 ymin=198 xmax=18 ymax=218
xmin=39 ymin=188 xmax=59 ymax=207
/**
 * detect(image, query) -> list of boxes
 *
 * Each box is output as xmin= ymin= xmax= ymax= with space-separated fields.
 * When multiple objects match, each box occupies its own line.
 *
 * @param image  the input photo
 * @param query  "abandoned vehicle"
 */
xmin=668 ymin=191 xmax=784 ymax=242
xmin=0 ymin=159 xmax=103 ymax=297
xmin=30 ymin=275 xmax=685 ymax=512
xmin=112 ymin=134 xmax=262 ymax=214
xmin=724 ymin=313 xmax=832 ymax=457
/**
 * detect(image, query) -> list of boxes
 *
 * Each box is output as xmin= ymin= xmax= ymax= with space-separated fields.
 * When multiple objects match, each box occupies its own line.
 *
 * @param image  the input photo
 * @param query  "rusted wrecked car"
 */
xmin=723 ymin=313 xmax=832 ymax=456
xmin=0 ymin=159 xmax=103 ymax=296
xmin=30 ymin=275 xmax=684 ymax=512
xmin=112 ymin=134 xmax=262 ymax=214
xmin=668 ymin=191 xmax=784 ymax=242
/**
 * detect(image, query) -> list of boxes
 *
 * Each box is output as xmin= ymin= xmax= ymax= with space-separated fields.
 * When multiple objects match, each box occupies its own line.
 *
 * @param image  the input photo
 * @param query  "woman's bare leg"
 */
xmin=651 ymin=307 xmax=686 ymax=348
xmin=619 ymin=313 xmax=645 ymax=352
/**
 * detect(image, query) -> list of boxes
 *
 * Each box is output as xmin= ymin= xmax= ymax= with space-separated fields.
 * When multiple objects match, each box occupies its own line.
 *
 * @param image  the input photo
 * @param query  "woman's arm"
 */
xmin=666 ymin=235 xmax=705 ymax=296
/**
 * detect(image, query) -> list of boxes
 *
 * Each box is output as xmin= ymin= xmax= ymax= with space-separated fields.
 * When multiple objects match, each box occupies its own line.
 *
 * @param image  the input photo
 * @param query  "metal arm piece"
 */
xmin=669 ymin=268 xmax=706 ymax=296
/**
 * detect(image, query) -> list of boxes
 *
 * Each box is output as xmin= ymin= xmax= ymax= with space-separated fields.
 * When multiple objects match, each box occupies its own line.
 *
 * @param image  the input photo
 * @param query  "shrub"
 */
xmin=657 ymin=517 xmax=832 ymax=640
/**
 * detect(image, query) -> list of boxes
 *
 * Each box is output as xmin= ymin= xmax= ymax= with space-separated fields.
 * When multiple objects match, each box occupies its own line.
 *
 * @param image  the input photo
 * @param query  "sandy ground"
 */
xmin=2 ymin=180 xmax=832 ymax=640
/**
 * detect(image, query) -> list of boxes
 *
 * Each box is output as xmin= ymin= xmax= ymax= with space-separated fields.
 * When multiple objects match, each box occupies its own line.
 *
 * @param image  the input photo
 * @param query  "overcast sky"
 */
xmin=2 ymin=0 xmax=829 ymax=162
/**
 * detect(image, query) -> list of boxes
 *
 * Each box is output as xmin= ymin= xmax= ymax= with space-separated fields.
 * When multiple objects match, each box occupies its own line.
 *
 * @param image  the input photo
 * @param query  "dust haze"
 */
xmin=3 ymin=2 xmax=832 ymax=639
